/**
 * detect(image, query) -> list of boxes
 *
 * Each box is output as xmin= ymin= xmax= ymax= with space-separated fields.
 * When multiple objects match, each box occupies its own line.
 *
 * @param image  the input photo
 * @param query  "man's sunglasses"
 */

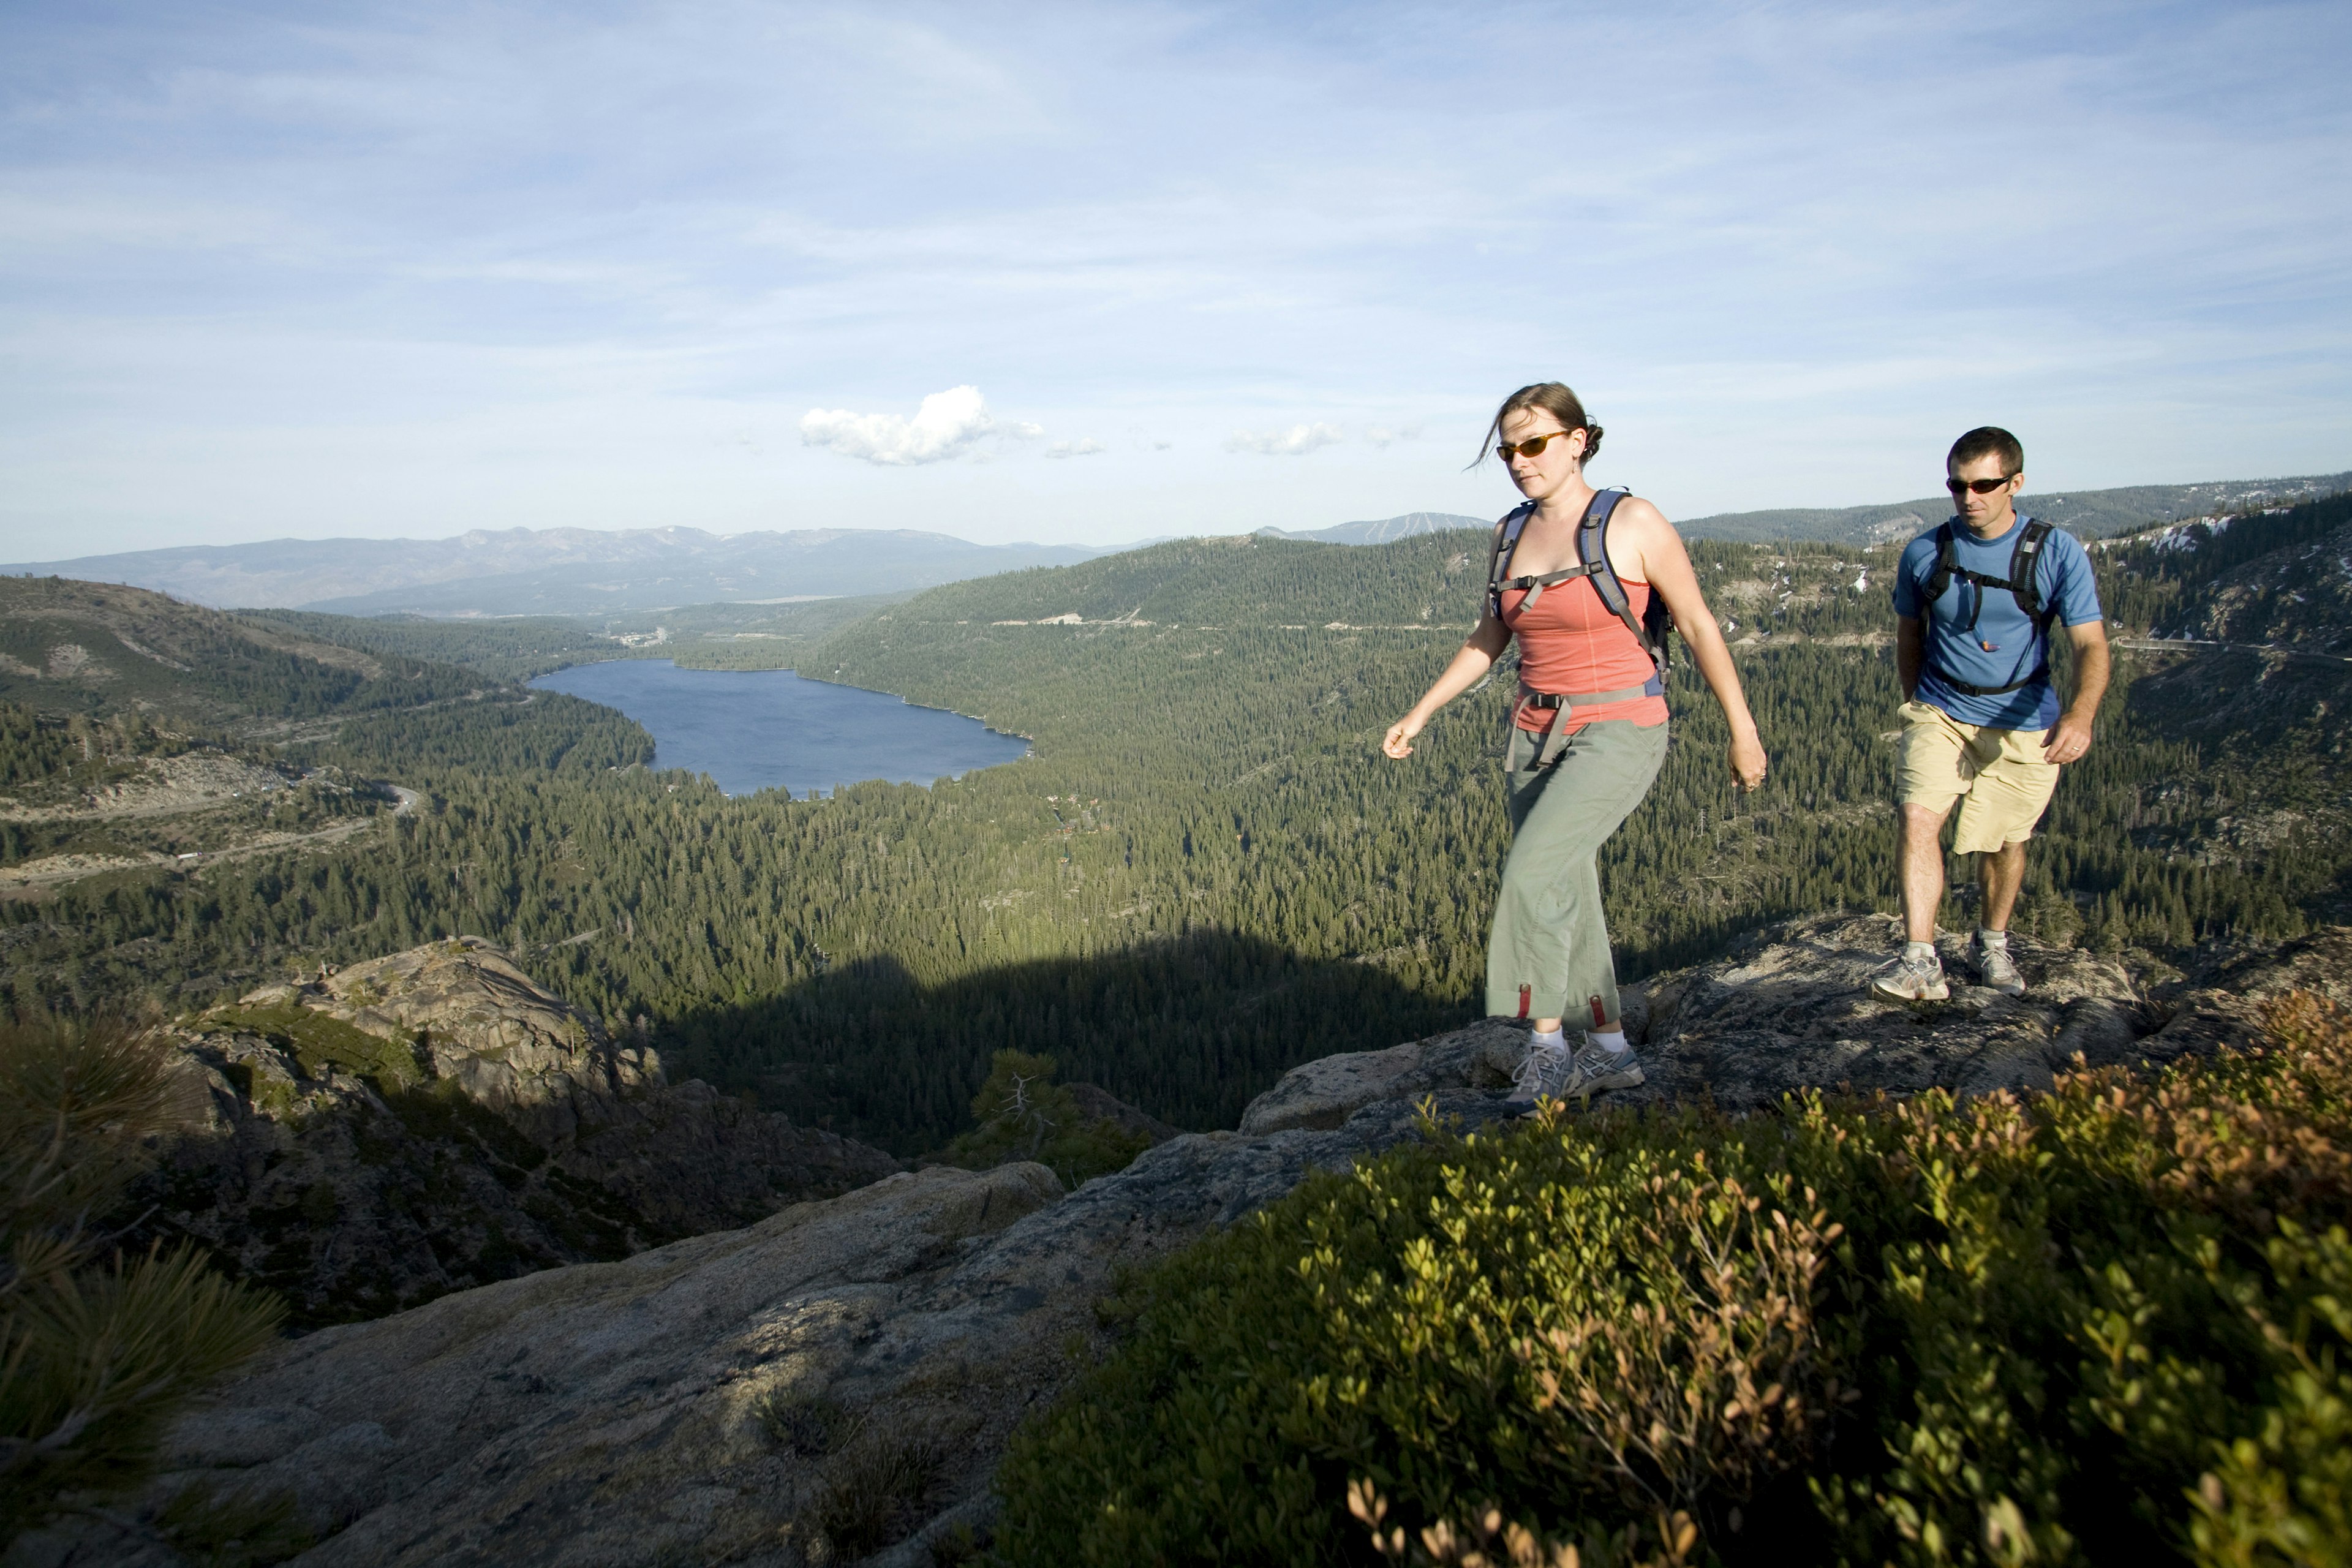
xmin=1947 ymin=475 xmax=2016 ymax=496
xmin=1496 ymin=431 xmax=1581 ymax=461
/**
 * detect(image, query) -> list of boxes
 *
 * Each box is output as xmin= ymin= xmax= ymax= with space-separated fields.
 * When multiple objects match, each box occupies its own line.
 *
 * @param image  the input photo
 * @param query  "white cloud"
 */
xmin=1046 ymin=437 xmax=1106 ymax=459
xmin=1365 ymin=424 xmax=1422 ymax=447
xmin=1224 ymin=423 xmax=1343 ymax=456
xmin=799 ymin=385 xmax=1036 ymax=466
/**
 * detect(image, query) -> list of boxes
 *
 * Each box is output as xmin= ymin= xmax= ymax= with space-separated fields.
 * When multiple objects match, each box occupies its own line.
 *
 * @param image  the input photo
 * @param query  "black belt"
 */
xmin=1929 ymin=661 xmax=2048 ymax=697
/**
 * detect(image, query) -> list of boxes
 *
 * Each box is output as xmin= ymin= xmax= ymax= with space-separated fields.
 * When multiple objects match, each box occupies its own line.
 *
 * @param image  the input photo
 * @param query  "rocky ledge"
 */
xmin=24 ymin=914 xmax=2347 ymax=1568
xmin=141 ymin=937 xmax=903 ymax=1326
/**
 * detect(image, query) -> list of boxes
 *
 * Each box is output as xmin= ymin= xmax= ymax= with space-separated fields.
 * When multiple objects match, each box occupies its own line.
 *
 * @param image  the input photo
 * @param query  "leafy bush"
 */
xmin=1 ymin=1016 xmax=284 ymax=1541
xmin=993 ymin=995 xmax=2352 ymax=1567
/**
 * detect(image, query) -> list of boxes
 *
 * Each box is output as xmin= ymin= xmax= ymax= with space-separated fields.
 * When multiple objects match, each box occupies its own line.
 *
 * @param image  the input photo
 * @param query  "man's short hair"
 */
xmin=1948 ymin=426 xmax=2024 ymax=477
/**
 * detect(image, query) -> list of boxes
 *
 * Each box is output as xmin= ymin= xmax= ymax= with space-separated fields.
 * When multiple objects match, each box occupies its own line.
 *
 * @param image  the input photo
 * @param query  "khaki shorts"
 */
xmin=1894 ymin=699 xmax=2060 ymax=854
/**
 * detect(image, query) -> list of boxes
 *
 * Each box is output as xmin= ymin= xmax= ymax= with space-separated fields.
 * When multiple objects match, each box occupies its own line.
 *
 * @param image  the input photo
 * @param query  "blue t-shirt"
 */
xmin=1891 ymin=514 xmax=2103 ymax=729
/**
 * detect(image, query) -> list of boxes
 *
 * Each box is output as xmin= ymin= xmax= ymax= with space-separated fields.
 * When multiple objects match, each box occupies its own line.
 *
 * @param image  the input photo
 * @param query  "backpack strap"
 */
xmin=1577 ymin=488 xmax=1666 ymax=685
xmin=2009 ymin=519 xmax=2055 ymax=628
xmin=1483 ymin=502 xmax=1538 ymax=622
xmin=1920 ymin=517 xmax=2062 ymax=694
xmin=1921 ymin=521 xmax=1961 ymax=608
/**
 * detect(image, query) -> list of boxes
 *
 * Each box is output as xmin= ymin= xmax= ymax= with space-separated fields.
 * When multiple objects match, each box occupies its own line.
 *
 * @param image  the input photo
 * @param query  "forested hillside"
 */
xmin=2 ymin=498 xmax=2344 ymax=1158
xmin=242 ymin=593 xmax=910 ymax=681
xmin=0 ymin=577 xmax=489 ymax=729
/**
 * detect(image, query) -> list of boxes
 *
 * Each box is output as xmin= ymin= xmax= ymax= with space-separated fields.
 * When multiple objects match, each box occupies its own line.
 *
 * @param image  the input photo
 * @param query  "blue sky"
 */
xmin=2 ymin=0 xmax=2346 ymax=554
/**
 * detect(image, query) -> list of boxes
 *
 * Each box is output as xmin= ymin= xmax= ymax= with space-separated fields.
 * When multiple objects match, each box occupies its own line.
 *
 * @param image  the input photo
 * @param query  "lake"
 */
xmin=528 ymin=660 xmax=1029 ymax=798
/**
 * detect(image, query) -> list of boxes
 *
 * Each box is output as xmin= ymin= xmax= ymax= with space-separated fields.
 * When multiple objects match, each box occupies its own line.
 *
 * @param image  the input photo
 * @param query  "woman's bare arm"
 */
xmin=1615 ymin=501 xmax=1767 ymax=790
xmin=1382 ymin=613 xmax=1511 ymax=758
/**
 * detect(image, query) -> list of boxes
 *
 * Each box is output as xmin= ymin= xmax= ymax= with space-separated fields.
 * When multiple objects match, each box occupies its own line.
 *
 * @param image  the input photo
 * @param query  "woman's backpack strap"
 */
xmin=1577 ymin=488 xmax=1668 ymax=686
xmin=1484 ymin=502 xmax=1538 ymax=621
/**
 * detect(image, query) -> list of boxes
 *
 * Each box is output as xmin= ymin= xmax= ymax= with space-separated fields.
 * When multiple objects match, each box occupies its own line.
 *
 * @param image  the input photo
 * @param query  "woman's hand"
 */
xmin=1382 ymin=714 xmax=1426 ymax=759
xmin=1729 ymin=728 xmax=1767 ymax=791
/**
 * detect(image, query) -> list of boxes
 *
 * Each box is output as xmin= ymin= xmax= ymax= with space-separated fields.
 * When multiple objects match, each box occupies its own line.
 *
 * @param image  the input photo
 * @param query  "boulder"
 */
xmin=144 ymin=937 xmax=900 ymax=1327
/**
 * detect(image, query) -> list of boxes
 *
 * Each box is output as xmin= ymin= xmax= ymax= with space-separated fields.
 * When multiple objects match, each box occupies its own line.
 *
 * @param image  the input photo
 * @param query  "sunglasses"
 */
xmin=1496 ymin=431 xmax=1582 ymax=462
xmin=1947 ymin=475 xmax=2016 ymax=496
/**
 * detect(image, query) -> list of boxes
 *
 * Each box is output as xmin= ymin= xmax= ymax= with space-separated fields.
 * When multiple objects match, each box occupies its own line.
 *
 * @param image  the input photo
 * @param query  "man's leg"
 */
xmin=1899 ymin=802 xmax=1952 ymax=944
xmin=1977 ymin=839 xmax=2027 ymax=931
xmin=1878 ymin=698 xmax=1969 ymax=1002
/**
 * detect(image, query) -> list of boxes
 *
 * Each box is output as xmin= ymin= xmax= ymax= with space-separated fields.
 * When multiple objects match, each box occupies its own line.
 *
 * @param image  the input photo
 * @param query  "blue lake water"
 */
xmin=528 ymin=660 xmax=1028 ymax=799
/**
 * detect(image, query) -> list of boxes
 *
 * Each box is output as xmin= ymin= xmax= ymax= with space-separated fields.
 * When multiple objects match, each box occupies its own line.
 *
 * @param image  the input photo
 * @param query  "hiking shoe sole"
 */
xmin=1575 ymin=1059 xmax=1645 ymax=1095
xmin=1870 ymin=973 xmax=1950 ymax=1003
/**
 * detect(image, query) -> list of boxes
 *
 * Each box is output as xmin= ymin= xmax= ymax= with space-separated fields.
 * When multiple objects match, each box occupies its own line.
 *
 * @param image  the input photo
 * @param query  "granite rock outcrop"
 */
xmin=143 ymin=936 xmax=901 ymax=1325
xmin=19 ymin=914 xmax=2343 ymax=1568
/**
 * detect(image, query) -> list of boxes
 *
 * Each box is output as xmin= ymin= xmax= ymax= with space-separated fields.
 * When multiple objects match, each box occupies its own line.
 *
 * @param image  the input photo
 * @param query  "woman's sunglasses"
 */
xmin=1947 ymin=475 xmax=2016 ymax=496
xmin=1496 ymin=431 xmax=1581 ymax=461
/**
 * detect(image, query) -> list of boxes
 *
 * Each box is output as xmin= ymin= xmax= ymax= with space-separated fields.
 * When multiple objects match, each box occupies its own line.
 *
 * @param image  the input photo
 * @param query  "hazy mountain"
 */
xmin=1676 ymin=471 xmax=2352 ymax=546
xmin=1256 ymin=475 xmax=2352 ymax=552
xmin=1256 ymin=511 xmax=1492 ymax=545
xmin=0 ymin=526 xmax=1107 ymax=616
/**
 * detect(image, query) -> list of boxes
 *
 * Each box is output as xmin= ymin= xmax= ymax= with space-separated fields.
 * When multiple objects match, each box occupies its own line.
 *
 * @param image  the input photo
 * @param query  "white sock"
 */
xmin=1905 ymin=940 xmax=1937 ymax=963
xmin=1529 ymin=1027 xmax=1566 ymax=1054
xmin=1977 ymin=928 xmax=2008 ymax=948
xmin=1588 ymin=1030 xmax=1629 ymax=1055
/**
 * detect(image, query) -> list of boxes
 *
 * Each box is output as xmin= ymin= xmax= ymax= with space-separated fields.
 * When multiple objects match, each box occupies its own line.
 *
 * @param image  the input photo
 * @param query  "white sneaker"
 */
xmin=1869 ymin=949 xmax=1949 ymax=1003
xmin=1569 ymin=1042 xmax=1645 ymax=1096
xmin=1972 ymin=937 xmax=2027 ymax=996
xmin=1502 ymin=1039 xmax=1577 ymax=1113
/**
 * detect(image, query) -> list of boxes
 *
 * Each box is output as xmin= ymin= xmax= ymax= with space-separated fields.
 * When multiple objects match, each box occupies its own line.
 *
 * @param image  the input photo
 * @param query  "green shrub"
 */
xmin=1 ymin=1016 xmax=285 ymax=1541
xmin=193 ymin=1005 xmax=424 ymax=1092
xmin=941 ymin=1050 xmax=1153 ymax=1189
xmin=993 ymin=995 xmax=2352 ymax=1567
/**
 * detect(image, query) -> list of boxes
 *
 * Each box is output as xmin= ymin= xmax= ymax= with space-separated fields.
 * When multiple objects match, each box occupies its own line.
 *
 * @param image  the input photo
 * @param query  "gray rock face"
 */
xmin=24 ymin=914 xmax=2342 ymax=1568
xmin=143 ymin=937 xmax=900 ymax=1327
xmin=1239 ymin=915 xmax=2352 ymax=1135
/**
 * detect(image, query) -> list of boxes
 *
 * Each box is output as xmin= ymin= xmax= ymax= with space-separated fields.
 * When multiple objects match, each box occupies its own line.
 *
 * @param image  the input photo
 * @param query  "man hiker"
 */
xmin=1871 ymin=426 xmax=2109 ymax=1002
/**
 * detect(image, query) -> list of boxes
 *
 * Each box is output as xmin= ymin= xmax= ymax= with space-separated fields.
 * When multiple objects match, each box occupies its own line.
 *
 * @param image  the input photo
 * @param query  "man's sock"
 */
xmin=1529 ymin=1027 xmax=1566 ymax=1054
xmin=1905 ymin=940 xmax=1938 ymax=965
xmin=1977 ymin=928 xmax=2008 ymax=949
xmin=1588 ymin=1029 xmax=1630 ymax=1055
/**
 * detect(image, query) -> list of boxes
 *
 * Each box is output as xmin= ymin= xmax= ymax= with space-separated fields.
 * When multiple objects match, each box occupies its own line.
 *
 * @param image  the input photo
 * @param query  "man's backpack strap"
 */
xmin=2010 ymin=520 xmax=2054 ymax=627
xmin=1918 ymin=516 xmax=2064 ymax=693
xmin=1921 ymin=521 xmax=1961 ymax=607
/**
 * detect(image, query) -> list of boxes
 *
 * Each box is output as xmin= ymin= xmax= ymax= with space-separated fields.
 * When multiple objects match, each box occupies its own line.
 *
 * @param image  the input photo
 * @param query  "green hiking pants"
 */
xmin=1485 ymin=717 xmax=1669 ymax=1027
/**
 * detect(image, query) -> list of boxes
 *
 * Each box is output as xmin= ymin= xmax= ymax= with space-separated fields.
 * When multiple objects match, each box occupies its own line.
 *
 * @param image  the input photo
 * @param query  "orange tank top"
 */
xmin=1501 ymin=576 xmax=1669 ymax=733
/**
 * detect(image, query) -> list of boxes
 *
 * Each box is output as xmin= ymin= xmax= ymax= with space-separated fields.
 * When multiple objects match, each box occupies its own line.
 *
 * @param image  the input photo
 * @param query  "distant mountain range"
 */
xmin=1256 ymin=512 xmax=1491 ymax=545
xmin=11 ymin=472 xmax=2345 ymax=619
xmin=1676 ymin=472 xmax=2352 ymax=546
xmin=1279 ymin=477 xmax=2352 ymax=550
xmin=0 ymin=527 xmax=1107 ymax=616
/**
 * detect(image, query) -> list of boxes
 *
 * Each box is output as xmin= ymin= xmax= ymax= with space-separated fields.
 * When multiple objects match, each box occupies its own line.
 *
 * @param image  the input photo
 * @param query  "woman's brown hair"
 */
xmin=1472 ymin=382 xmax=1602 ymax=469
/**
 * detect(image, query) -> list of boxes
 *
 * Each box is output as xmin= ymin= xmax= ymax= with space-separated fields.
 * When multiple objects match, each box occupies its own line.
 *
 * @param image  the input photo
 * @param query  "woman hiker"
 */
xmin=1382 ymin=382 xmax=1767 ymax=1110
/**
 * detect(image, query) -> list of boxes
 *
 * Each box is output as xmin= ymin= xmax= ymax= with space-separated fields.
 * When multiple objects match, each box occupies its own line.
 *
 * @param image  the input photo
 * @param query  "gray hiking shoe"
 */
xmin=1569 ymin=1041 xmax=1645 ymax=1096
xmin=1869 ymin=948 xmax=1950 ymax=1003
xmin=1972 ymin=936 xmax=2027 ymax=996
xmin=1502 ymin=1038 xmax=1577 ymax=1114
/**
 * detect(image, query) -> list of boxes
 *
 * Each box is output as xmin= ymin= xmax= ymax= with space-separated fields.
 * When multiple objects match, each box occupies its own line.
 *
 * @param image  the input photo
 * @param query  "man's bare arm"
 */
xmin=2044 ymin=621 xmax=2108 ymax=764
xmin=1896 ymin=616 xmax=1925 ymax=700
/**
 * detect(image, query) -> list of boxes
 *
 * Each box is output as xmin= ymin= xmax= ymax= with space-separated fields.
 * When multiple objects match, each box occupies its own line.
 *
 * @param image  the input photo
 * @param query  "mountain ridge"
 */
xmin=1 ymin=526 xmax=1109 ymax=617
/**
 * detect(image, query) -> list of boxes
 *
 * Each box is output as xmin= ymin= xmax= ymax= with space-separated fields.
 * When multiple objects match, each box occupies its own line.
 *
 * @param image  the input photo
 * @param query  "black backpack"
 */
xmin=1483 ymin=487 xmax=1670 ymax=688
xmin=1920 ymin=518 xmax=2057 ymax=696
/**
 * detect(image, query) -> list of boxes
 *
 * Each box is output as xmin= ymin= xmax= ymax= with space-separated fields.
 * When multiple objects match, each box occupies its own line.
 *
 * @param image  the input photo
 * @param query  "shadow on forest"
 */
xmin=660 ymin=928 xmax=1477 ymax=1158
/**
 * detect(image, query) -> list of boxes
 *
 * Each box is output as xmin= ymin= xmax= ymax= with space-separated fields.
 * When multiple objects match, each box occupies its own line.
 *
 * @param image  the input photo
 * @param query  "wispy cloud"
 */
xmin=0 ymin=2 xmax=2346 ymax=549
xmin=1225 ymin=423 xmax=1343 ymax=457
xmin=799 ymin=386 xmax=1039 ymax=467
xmin=1046 ymin=437 xmax=1105 ymax=459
